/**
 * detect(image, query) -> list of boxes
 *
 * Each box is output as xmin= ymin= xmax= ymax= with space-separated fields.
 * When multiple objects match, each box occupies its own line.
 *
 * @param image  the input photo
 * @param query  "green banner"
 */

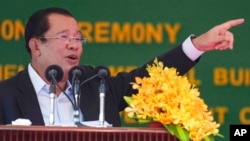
xmin=1 ymin=1 xmax=250 ymax=140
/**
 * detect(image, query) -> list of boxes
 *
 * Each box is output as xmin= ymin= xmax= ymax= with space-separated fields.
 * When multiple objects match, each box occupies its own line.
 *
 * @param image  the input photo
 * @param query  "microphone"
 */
xmin=45 ymin=65 xmax=63 ymax=125
xmin=45 ymin=65 xmax=63 ymax=83
xmin=69 ymin=66 xmax=85 ymax=105
xmin=94 ymin=66 xmax=110 ymax=127
xmin=69 ymin=66 xmax=85 ymax=83
xmin=95 ymin=66 xmax=109 ymax=79
xmin=68 ymin=66 xmax=85 ymax=124
xmin=77 ymin=66 xmax=111 ymax=127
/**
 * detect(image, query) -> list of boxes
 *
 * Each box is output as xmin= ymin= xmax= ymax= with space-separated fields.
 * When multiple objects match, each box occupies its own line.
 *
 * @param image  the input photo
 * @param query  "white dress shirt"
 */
xmin=28 ymin=64 xmax=81 ymax=126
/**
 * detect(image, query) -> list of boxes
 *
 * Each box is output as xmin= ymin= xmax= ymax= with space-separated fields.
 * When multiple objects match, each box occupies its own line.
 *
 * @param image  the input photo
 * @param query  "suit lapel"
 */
xmin=16 ymin=68 xmax=45 ymax=125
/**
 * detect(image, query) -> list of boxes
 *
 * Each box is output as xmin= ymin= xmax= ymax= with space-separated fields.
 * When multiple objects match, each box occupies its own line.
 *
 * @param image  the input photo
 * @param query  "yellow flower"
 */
xmin=124 ymin=58 xmax=222 ymax=141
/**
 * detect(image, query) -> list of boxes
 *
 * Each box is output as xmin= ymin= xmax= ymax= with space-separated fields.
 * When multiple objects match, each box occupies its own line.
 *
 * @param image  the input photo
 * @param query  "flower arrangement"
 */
xmin=124 ymin=58 xmax=223 ymax=141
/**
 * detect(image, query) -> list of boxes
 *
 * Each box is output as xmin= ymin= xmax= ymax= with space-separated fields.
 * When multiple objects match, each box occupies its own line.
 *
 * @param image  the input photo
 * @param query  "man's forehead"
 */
xmin=46 ymin=14 xmax=80 ymax=34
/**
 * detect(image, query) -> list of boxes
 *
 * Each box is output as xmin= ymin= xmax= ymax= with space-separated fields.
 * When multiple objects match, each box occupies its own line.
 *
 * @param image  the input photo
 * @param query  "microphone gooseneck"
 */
xmin=79 ymin=66 xmax=109 ymax=87
xmin=45 ymin=65 xmax=63 ymax=125
xmin=98 ymin=78 xmax=106 ymax=126
xmin=69 ymin=66 xmax=85 ymax=104
xmin=94 ymin=66 xmax=110 ymax=127
xmin=68 ymin=66 xmax=85 ymax=125
xmin=67 ymin=65 xmax=110 ymax=127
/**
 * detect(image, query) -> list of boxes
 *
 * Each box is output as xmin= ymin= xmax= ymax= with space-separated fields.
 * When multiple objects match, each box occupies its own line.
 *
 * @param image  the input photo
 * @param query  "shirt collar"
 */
xmin=28 ymin=63 xmax=47 ymax=94
xmin=28 ymin=63 xmax=73 ymax=94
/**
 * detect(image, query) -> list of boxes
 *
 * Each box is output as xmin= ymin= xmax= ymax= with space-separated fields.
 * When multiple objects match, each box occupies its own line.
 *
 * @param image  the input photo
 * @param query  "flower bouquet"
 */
xmin=124 ymin=58 xmax=223 ymax=141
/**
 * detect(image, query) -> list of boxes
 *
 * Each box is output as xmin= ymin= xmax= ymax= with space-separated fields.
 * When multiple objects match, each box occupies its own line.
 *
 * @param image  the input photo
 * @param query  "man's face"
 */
xmin=34 ymin=13 xmax=83 ymax=77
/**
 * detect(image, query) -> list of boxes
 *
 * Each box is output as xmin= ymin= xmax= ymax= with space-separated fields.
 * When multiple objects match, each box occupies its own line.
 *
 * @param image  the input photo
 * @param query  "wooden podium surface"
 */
xmin=0 ymin=125 xmax=178 ymax=141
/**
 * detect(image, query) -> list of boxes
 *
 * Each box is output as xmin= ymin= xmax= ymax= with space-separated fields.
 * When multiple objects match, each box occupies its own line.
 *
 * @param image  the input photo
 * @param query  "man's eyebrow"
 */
xmin=75 ymin=30 xmax=82 ymax=35
xmin=57 ymin=30 xmax=69 ymax=34
xmin=56 ymin=29 xmax=82 ymax=35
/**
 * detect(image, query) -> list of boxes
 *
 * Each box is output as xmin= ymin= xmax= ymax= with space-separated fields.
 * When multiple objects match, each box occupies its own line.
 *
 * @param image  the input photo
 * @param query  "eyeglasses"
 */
xmin=39 ymin=34 xmax=87 ymax=44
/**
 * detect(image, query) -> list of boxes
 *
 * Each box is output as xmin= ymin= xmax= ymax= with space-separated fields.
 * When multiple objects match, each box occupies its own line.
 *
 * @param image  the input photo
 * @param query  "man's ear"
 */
xmin=29 ymin=38 xmax=41 ymax=57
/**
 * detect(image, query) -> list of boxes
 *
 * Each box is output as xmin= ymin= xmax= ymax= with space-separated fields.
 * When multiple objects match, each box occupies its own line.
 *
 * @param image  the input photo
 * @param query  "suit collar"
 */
xmin=16 ymin=67 xmax=45 ymax=125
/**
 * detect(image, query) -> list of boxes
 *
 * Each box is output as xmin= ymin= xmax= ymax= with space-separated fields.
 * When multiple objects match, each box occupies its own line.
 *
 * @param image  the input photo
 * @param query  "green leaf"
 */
xmin=216 ymin=133 xmax=224 ymax=138
xmin=164 ymin=124 xmax=175 ymax=135
xmin=164 ymin=124 xmax=190 ymax=141
xmin=164 ymin=124 xmax=223 ymax=141
xmin=137 ymin=118 xmax=153 ymax=123
xmin=202 ymin=133 xmax=224 ymax=141
xmin=202 ymin=135 xmax=214 ymax=141
xmin=124 ymin=96 xmax=132 ymax=105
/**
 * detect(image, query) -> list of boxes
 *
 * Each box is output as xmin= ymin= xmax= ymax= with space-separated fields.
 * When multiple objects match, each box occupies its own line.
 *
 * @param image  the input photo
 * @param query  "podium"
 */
xmin=0 ymin=125 xmax=178 ymax=141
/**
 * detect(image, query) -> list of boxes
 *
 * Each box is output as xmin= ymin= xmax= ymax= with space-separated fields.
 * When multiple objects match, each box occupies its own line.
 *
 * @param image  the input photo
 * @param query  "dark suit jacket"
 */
xmin=0 ymin=45 xmax=199 ymax=126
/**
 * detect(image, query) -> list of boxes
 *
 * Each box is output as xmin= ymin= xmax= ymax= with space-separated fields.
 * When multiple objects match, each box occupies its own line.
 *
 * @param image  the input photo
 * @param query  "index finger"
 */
xmin=219 ymin=18 xmax=244 ymax=34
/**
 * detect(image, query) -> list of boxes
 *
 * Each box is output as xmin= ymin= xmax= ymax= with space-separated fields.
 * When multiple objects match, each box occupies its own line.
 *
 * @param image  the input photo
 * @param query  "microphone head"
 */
xmin=68 ymin=66 xmax=86 ymax=82
xmin=95 ymin=66 xmax=110 ymax=79
xmin=45 ymin=65 xmax=63 ymax=82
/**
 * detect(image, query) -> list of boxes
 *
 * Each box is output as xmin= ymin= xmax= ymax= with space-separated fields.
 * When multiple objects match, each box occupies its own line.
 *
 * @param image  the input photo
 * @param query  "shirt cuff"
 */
xmin=182 ymin=35 xmax=204 ymax=61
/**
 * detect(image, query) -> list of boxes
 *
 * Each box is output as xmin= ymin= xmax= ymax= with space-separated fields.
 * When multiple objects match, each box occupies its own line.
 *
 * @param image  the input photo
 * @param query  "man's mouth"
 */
xmin=67 ymin=55 xmax=78 ymax=60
